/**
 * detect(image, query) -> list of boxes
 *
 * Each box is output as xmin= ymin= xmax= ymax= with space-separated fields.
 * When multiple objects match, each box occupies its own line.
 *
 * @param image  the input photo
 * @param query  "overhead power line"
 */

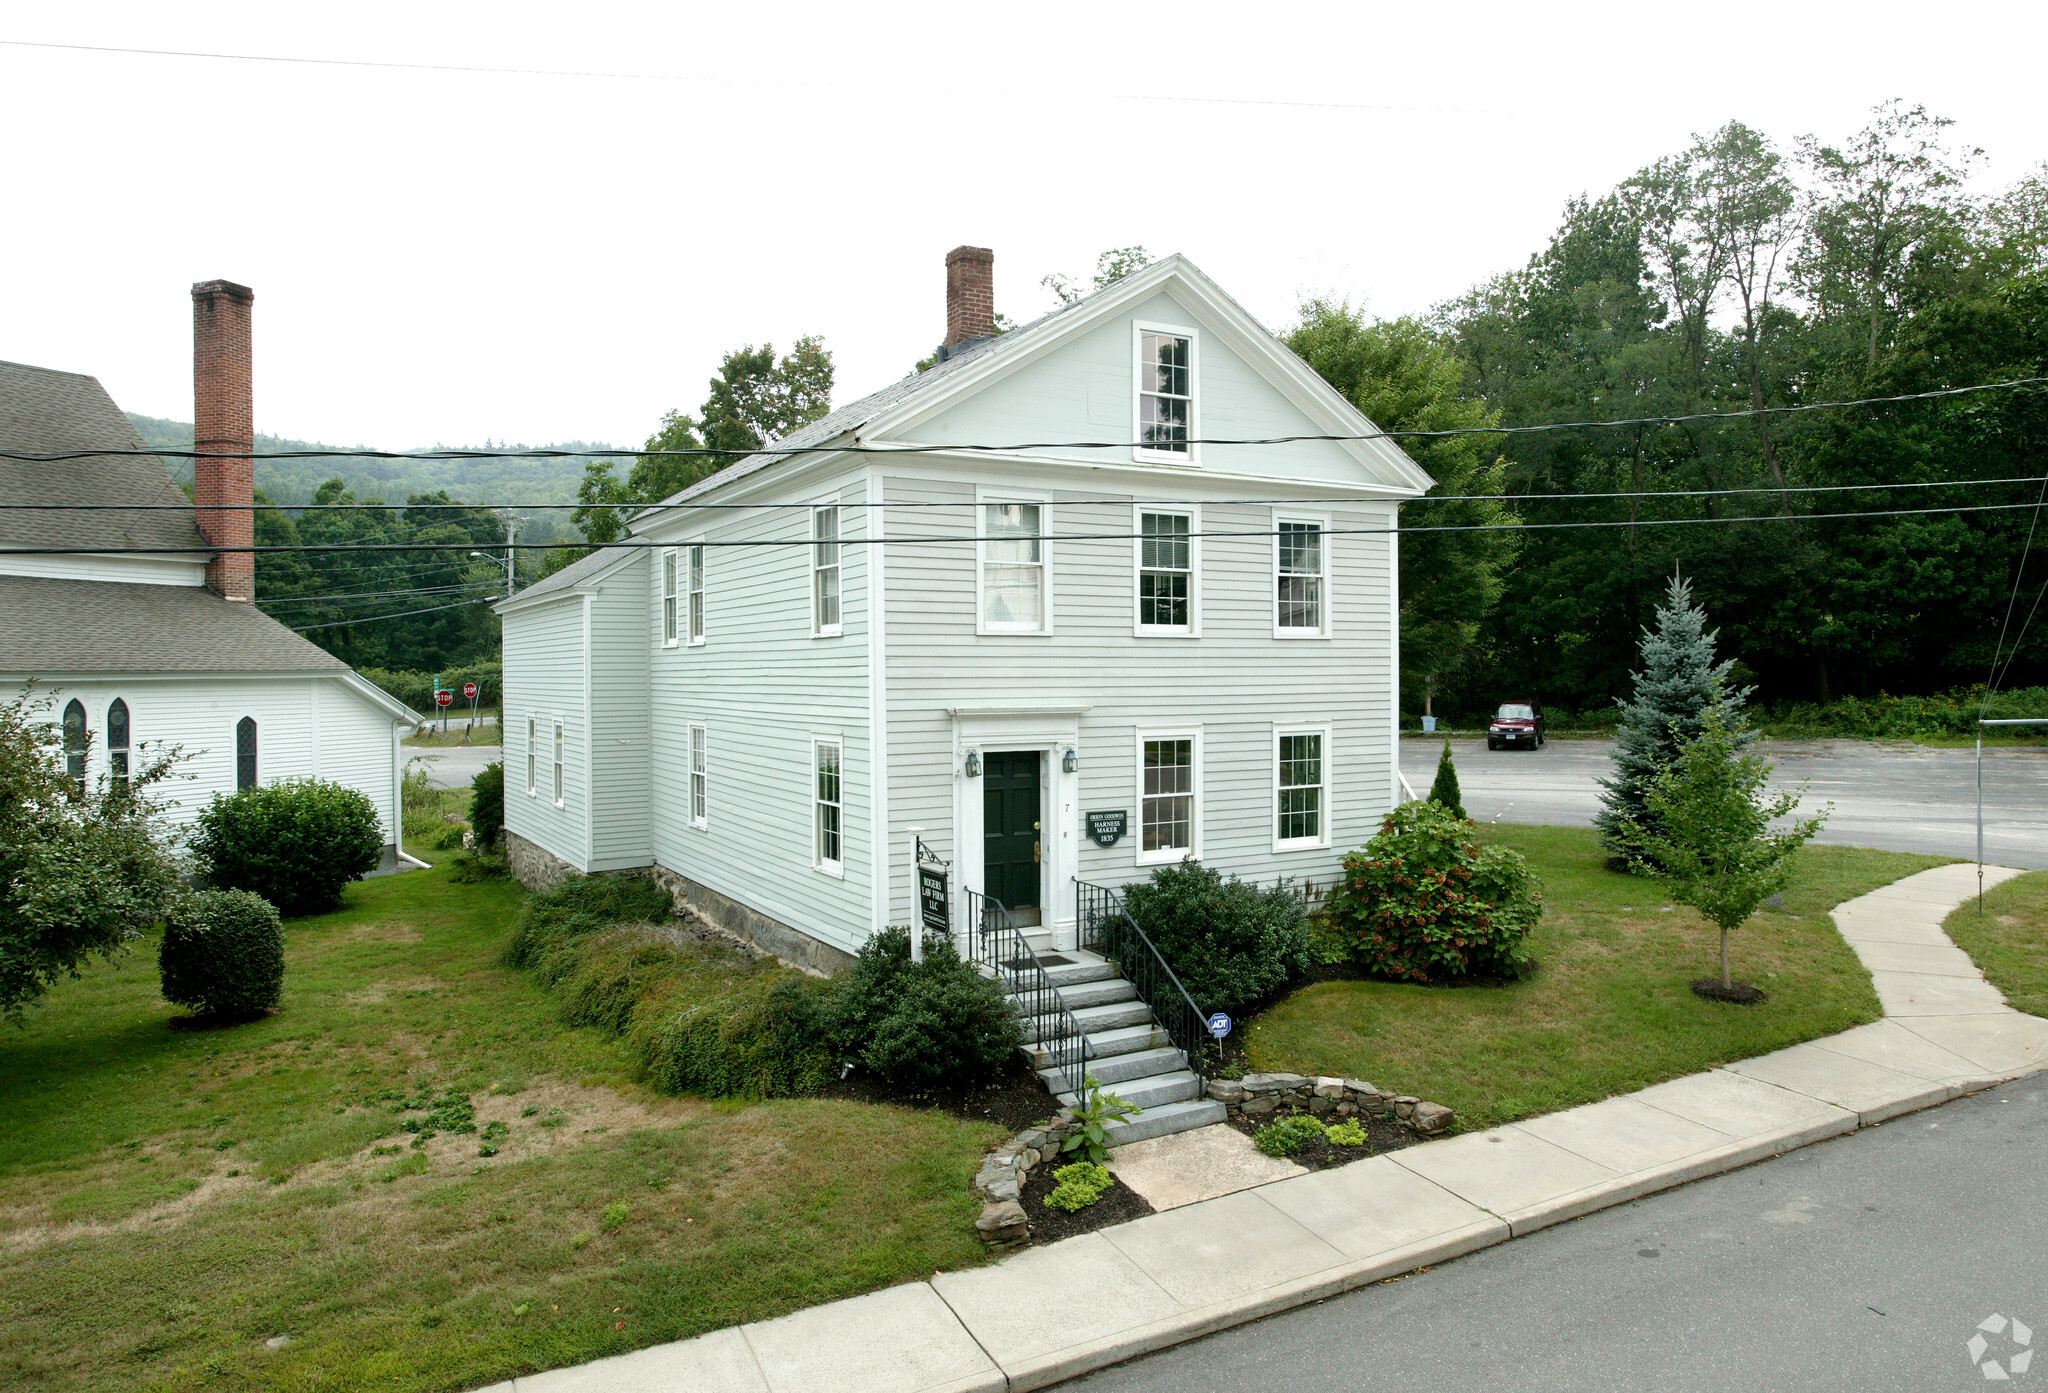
xmin=5 ymin=377 xmax=2042 ymax=470
xmin=288 ymin=594 xmax=497 ymax=632
xmin=9 ymin=498 xmax=2046 ymax=558
xmin=4 ymin=473 xmax=2044 ymax=513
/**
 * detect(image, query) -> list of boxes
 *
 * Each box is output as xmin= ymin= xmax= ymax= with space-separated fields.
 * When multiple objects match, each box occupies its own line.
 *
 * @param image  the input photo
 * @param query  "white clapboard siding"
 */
xmin=588 ymin=559 xmax=654 ymax=869
xmin=503 ymin=592 xmax=593 ymax=869
xmin=642 ymin=475 xmax=875 ymax=956
xmin=11 ymin=672 xmax=402 ymax=845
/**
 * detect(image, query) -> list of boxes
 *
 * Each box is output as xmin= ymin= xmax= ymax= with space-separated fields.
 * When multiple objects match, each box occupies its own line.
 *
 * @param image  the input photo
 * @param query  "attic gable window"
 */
xmin=1135 ymin=325 xmax=1197 ymax=462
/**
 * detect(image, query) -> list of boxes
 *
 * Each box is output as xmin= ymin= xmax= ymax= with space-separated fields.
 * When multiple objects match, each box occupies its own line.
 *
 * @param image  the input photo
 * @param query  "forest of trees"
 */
xmin=1332 ymin=102 xmax=2048 ymax=719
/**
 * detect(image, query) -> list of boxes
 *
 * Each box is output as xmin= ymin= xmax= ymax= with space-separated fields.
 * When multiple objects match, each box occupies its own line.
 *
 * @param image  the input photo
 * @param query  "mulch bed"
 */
xmin=1223 ymin=1107 xmax=1421 ymax=1171
xmin=1691 ymin=978 xmax=1769 ymax=1005
xmin=1018 ymin=1157 xmax=1156 ymax=1242
xmin=812 ymin=1052 xmax=1059 ymax=1134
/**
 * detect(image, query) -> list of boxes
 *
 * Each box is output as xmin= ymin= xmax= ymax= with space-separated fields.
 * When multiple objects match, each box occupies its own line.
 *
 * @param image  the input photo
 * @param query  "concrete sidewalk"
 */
xmin=477 ymin=861 xmax=2048 ymax=1393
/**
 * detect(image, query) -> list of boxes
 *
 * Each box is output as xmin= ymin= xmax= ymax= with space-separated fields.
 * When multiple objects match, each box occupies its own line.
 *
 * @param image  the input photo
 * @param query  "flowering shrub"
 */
xmin=1325 ymin=800 xmax=1543 ymax=983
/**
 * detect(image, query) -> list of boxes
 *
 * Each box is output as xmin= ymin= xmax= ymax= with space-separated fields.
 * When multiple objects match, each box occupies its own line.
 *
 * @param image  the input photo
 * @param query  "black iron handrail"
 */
xmin=961 ymin=887 xmax=1090 ymax=1099
xmin=1075 ymin=878 xmax=1213 ymax=1089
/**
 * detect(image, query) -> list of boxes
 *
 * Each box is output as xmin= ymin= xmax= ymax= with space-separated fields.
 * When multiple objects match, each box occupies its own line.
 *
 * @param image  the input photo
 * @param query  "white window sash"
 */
xmin=978 ymin=498 xmax=1050 ymax=634
xmin=1274 ymin=726 xmax=1332 ymax=851
xmin=553 ymin=721 xmax=565 ymax=806
xmin=689 ymin=723 xmax=708 ymax=827
xmin=813 ymin=507 xmax=842 ymax=635
xmin=1132 ymin=322 xmax=1200 ymax=465
xmin=1133 ymin=729 xmax=1201 ymax=864
xmin=813 ymin=738 xmax=843 ymax=872
xmin=1133 ymin=504 xmax=1198 ymax=635
xmin=688 ymin=544 xmax=705 ymax=644
xmin=662 ymin=549 xmax=679 ymax=646
xmin=1274 ymin=513 xmax=1331 ymax=637
xmin=527 ymin=716 xmax=536 ymax=795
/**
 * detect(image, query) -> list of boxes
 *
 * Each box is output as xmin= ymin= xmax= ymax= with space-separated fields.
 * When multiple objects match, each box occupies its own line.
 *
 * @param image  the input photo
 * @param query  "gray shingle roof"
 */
xmin=0 ymin=360 xmax=210 ymax=553
xmin=0 ymin=574 xmax=352 ymax=674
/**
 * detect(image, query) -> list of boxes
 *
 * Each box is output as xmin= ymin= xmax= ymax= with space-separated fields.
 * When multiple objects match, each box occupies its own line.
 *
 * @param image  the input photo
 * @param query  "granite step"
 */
xmin=1102 ymin=1097 xmax=1228 ymax=1145
xmin=1056 ymin=1069 xmax=1202 ymax=1112
xmin=1038 ymin=1046 xmax=1186 ymax=1091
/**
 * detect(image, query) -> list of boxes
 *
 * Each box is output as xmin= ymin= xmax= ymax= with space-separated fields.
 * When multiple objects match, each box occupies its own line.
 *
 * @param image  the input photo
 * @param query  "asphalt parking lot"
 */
xmin=1401 ymin=736 xmax=2048 ymax=871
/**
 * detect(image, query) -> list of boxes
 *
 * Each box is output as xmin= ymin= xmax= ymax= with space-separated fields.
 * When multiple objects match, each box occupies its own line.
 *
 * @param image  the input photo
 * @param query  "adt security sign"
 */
xmin=1207 ymin=1012 xmax=1232 ymax=1039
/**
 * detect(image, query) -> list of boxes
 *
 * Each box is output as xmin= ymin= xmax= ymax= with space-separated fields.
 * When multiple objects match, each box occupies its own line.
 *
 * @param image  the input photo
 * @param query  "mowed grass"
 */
xmin=1945 ymin=871 xmax=2048 ymax=1018
xmin=0 ymin=857 xmax=1002 ymax=1393
xmin=1246 ymin=825 xmax=1951 ymax=1128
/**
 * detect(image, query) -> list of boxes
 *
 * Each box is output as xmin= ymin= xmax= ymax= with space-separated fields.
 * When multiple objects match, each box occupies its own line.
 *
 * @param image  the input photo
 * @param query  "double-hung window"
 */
xmin=1135 ymin=325 xmax=1197 ymax=461
xmin=662 ymin=550 xmax=680 ymax=646
xmin=526 ymin=716 xmax=537 ymax=795
xmin=813 ymin=507 xmax=841 ymax=635
xmin=981 ymin=501 xmax=1047 ymax=632
xmin=1136 ymin=732 xmax=1199 ymax=863
xmin=689 ymin=724 xmax=708 ymax=827
xmin=688 ymin=544 xmax=705 ymax=643
xmin=813 ymin=738 xmax=843 ymax=872
xmin=1275 ymin=515 xmax=1328 ymax=635
xmin=1275 ymin=727 xmax=1331 ymax=850
xmin=1136 ymin=507 xmax=1195 ymax=634
xmin=552 ymin=721 xmax=565 ymax=806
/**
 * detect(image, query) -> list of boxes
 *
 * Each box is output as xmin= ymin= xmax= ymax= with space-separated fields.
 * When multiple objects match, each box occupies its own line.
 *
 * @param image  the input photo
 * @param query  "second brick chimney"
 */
xmin=942 ymin=246 xmax=995 ymax=357
xmin=192 ymin=279 xmax=255 ymax=602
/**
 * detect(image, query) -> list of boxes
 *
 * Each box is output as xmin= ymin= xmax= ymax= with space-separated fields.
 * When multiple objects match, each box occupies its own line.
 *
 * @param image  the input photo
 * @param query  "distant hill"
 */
xmin=126 ymin=413 xmax=605 ymax=531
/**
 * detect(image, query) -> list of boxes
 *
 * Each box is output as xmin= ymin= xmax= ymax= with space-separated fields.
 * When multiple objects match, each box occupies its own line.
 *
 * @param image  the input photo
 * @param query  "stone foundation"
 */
xmin=648 ymin=866 xmax=856 ymax=978
xmin=504 ymin=830 xmax=582 ymax=892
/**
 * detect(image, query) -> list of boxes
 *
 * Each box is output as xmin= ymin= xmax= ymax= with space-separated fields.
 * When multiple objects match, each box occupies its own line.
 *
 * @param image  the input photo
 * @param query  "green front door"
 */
xmin=982 ymin=751 xmax=1042 ymax=926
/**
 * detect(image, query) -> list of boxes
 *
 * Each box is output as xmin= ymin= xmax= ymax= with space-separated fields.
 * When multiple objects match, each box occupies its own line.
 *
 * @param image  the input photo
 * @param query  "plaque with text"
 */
xmin=1085 ymin=810 xmax=1129 ymax=847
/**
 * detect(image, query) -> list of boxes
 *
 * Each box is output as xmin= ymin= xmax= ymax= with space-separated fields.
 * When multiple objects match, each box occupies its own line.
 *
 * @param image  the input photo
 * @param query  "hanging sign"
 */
xmin=918 ymin=862 xmax=950 ymax=934
xmin=1085 ymin=810 xmax=1128 ymax=847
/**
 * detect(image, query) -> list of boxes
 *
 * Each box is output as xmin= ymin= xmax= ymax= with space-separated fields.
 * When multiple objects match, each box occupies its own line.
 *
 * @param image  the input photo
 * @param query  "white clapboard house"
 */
xmin=500 ymin=249 xmax=1430 ymax=1137
xmin=0 ymin=281 xmax=417 ymax=866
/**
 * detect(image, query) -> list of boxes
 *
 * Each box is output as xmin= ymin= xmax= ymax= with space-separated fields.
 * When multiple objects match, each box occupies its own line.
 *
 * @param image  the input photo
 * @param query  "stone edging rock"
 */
xmin=971 ymin=1073 xmax=1457 ymax=1248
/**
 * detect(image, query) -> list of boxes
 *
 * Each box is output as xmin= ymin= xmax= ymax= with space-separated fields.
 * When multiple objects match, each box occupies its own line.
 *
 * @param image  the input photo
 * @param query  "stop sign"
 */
xmin=435 ymin=689 xmax=453 ymax=708
xmin=462 ymin=682 xmax=478 ymax=699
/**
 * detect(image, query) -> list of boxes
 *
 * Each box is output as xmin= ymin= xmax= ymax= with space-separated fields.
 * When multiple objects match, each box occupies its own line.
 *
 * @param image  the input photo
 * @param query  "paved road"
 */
xmin=405 ymin=743 xmax=500 ymax=789
xmin=1071 ymin=1079 xmax=2048 ymax=1392
xmin=1402 ymin=737 xmax=2048 ymax=870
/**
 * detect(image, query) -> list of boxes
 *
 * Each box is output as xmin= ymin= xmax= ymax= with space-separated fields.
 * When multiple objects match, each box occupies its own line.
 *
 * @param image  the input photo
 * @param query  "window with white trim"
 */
xmin=813 ymin=507 xmax=841 ymax=634
xmin=662 ymin=550 xmax=679 ymax=645
xmin=688 ymin=544 xmax=705 ymax=643
xmin=552 ymin=720 xmax=564 ymax=806
xmin=1275 ymin=728 xmax=1329 ymax=848
xmin=107 ymin=698 xmax=130 ymax=792
xmin=1137 ymin=509 xmax=1194 ymax=631
xmin=1139 ymin=735 xmax=1196 ymax=860
xmin=1136 ymin=329 xmax=1194 ymax=458
xmin=1276 ymin=517 xmax=1327 ymax=633
xmin=813 ymin=738 xmax=842 ymax=871
xmin=526 ymin=716 xmax=537 ymax=795
xmin=689 ymin=723 xmax=708 ymax=827
xmin=981 ymin=502 xmax=1045 ymax=631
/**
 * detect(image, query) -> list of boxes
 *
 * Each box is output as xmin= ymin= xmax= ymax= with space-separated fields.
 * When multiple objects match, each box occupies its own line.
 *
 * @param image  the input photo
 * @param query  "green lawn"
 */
xmin=1945 ymin=871 xmax=2048 ymax=1018
xmin=403 ymin=725 xmax=503 ymax=748
xmin=1246 ymin=826 xmax=1952 ymax=1128
xmin=0 ymin=857 xmax=1001 ymax=1393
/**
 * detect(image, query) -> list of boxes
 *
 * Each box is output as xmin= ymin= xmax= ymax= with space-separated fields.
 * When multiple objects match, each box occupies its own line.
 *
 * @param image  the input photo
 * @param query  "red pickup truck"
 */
xmin=1486 ymin=701 xmax=1546 ymax=751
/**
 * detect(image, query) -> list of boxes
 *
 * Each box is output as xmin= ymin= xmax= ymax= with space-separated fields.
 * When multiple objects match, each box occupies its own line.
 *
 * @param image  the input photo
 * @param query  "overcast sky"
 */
xmin=5 ymin=2 xmax=2046 ymax=454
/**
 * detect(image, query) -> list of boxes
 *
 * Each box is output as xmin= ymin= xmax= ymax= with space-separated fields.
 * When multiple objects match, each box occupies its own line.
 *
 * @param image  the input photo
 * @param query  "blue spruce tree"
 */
xmin=1596 ymin=572 xmax=1753 ymax=864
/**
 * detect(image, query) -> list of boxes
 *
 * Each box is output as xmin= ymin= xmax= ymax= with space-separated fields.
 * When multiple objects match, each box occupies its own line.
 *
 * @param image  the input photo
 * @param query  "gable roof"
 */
xmin=0 ymin=574 xmax=354 ymax=674
xmin=0 ymin=360 xmax=210 ymax=553
xmin=494 ymin=541 xmax=642 ymax=610
xmin=629 ymin=254 xmax=1432 ymax=530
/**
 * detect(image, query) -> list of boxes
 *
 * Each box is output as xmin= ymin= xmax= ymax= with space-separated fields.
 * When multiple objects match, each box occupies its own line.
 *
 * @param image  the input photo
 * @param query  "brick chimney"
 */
xmin=192 ymin=279 xmax=255 ymax=601
xmin=942 ymin=246 xmax=995 ymax=357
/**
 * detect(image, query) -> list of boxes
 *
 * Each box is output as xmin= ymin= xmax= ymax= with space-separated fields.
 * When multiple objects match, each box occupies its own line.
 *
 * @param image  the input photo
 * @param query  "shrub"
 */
xmin=191 ymin=778 xmax=384 ymax=916
xmin=1253 ymin=1114 xmax=1326 ymax=1157
xmin=1118 ymin=860 xmax=1310 ymax=1017
xmin=400 ymin=764 xmax=441 ymax=842
xmin=1325 ymin=1118 xmax=1367 ymax=1146
xmin=159 ymin=889 xmax=285 ymax=1016
xmin=502 ymin=874 xmax=677 ymax=977
xmin=1428 ymin=737 xmax=1464 ymax=818
xmin=470 ymin=760 xmax=505 ymax=851
xmin=827 ymin=927 xmax=1022 ymax=1088
xmin=1044 ymin=1161 xmax=1115 ymax=1212
xmin=1325 ymin=800 xmax=1543 ymax=984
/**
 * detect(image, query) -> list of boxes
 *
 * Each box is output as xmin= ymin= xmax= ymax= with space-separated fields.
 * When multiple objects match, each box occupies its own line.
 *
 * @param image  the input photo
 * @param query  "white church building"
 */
xmin=498 ymin=250 xmax=1430 ymax=972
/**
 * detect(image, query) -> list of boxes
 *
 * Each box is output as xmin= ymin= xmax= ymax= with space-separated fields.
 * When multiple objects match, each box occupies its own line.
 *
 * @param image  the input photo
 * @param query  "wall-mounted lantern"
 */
xmin=963 ymin=749 xmax=982 ymax=778
xmin=1062 ymin=747 xmax=1079 ymax=774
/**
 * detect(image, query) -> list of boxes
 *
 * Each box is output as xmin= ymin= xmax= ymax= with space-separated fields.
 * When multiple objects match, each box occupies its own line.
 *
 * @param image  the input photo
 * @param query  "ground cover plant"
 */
xmin=0 ymin=852 xmax=1003 ymax=1393
xmin=1248 ymin=825 xmax=1946 ymax=1129
xmin=1944 ymin=871 xmax=2048 ymax=1018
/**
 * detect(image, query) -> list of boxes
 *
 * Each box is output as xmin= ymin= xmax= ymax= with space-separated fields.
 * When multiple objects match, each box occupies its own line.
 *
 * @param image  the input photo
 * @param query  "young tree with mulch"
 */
xmin=1623 ymin=707 xmax=1827 ymax=1001
xmin=1597 ymin=572 xmax=1753 ymax=866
